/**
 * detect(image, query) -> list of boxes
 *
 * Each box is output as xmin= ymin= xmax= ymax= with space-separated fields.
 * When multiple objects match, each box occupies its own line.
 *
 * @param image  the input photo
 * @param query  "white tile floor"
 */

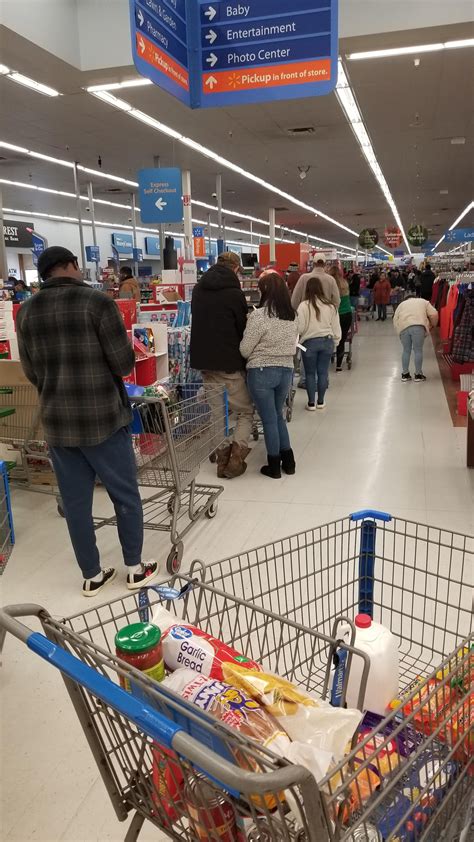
xmin=1 ymin=319 xmax=473 ymax=841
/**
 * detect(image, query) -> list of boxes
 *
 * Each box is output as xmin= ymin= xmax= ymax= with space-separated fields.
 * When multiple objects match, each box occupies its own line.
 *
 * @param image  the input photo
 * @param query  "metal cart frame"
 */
xmin=0 ymin=459 xmax=14 ymax=575
xmin=1 ymin=510 xmax=472 ymax=841
xmin=94 ymin=387 xmax=228 ymax=575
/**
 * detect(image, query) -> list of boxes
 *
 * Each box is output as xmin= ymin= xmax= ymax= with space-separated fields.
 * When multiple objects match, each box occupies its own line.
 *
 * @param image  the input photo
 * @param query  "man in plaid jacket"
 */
xmin=17 ymin=246 xmax=159 ymax=596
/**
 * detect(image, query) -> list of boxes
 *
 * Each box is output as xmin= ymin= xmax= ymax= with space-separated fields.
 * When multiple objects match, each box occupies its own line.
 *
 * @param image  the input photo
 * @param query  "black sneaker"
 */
xmin=83 ymin=567 xmax=116 ymax=598
xmin=127 ymin=560 xmax=160 ymax=590
xmin=336 ymin=366 xmax=343 ymax=373
xmin=401 ymin=373 xmax=412 ymax=383
xmin=414 ymin=373 xmax=427 ymax=382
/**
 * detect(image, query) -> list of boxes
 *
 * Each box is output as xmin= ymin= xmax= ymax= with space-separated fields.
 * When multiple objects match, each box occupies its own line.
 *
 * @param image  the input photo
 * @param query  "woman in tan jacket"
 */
xmin=119 ymin=267 xmax=141 ymax=302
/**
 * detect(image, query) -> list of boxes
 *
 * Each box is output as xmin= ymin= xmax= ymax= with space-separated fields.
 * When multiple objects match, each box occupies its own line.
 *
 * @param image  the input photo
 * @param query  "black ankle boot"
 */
xmin=280 ymin=449 xmax=296 ymax=475
xmin=260 ymin=454 xmax=281 ymax=479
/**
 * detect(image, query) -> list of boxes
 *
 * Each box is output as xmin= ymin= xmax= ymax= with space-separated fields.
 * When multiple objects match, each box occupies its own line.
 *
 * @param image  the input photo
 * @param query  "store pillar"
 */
xmin=131 ymin=192 xmax=139 ymax=278
xmin=269 ymin=208 xmax=276 ymax=263
xmin=153 ymin=155 xmax=165 ymax=268
xmin=73 ymin=162 xmax=86 ymax=275
xmin=182 ymin=170 xmax=193 ymax=260
xmin=0 ymin=187 xmax=8 ymax=280
xmin=87 ymin=182 xmax=100 ymax=282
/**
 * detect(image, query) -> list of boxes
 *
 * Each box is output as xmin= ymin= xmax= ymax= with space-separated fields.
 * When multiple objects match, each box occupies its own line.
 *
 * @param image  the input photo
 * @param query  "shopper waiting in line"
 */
xmin=240 ymin=272 xmax=298 ymax=479
xmin=16 ymin=246 xmax=158 ymax=596
xmin=291 ymin=259 xmax=340 ymax=389
xmin=191 ymin=251 xmax=253 ymax=479
xmin=393 ymin=293 xmax=438 ymax=382
xmin=349 ymin=271 xmax=361 ymax=313
xmin=373 ymin=272 xmax=392 ymax=321
xmin=118 ymin=266 xmax=141 ymax=302
xmin=329 ymin=266 xmax=353 ymax=372
xmin=291 ymin=258 xmax=341 ymax=310
xmin=420 ymin=262 xmax=436 ymax=301
xmin=297 ymin=277 xmax=341 ymax=410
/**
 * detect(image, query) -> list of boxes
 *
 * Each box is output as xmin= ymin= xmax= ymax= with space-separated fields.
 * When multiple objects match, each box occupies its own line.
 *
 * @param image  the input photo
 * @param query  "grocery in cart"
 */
xmin=0 ymin=509 xmax=471 ymax=841
xmin=94 ymin=385 xmax=228 ymax=575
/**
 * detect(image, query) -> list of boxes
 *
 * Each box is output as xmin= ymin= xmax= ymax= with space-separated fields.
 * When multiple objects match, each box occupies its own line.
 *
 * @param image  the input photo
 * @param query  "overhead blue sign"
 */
xmin=130 ymin=0 xmax=338 ymax=109
xmin=193 ymin=227 xmax=204 ymax=237
xmin=133 ymin=248 xmax=144 ymax=262
xmin=86 ymin=245 xmax=100 ymax=262
xmin=445 ymin=227 xmax=474 ymax=243
xmin=112 ymin=232 xmax=134 ymax=255
xmin=138 ymin=167 xmax=183 ymax=224
xmin=145 ymin=236 xmax=161 ymax=256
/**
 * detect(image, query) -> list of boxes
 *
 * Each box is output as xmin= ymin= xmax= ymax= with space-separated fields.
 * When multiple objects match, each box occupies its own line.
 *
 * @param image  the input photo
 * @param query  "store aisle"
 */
xmin=1 ymin=320 xmax=473 ymax=842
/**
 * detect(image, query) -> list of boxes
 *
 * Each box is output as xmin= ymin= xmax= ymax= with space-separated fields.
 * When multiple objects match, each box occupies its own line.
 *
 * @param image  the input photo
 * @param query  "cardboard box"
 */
xmin=0 ymin=360 xmax=31 ymax=385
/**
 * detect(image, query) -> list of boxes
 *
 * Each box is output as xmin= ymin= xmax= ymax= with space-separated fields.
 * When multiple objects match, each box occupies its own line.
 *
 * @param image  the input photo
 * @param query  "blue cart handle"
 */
xmin=350 ymin=509 xmax=392 ymax=523
xmin=27 ymin=632 xmax=182 ymax=750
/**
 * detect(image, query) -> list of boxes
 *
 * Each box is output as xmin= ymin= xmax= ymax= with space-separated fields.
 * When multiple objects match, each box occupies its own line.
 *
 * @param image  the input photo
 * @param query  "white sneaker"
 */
xmin=82 ymin=567 xmax=116 ymax=597
xmin=316 ymin=402 xmax=326 ymax=410
xmin=306 ymin=403 xmax=316 ymax=412
xmin=127 ymin=560 xmax=160 ymax=590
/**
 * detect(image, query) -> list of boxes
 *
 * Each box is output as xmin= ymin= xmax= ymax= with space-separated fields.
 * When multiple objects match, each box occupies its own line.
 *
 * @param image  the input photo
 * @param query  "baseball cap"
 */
xmin=217 ymin=251 xmax=242 ymax=271
xmin=37 ymin=246 xmax=78 ymax=280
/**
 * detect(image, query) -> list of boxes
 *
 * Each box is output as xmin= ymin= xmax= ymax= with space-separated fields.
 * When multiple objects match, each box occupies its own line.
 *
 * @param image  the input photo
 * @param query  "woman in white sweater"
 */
xmin=240 ymin=273 xmax=299 ymax=479
xmin=297 ymin=276 xmax=342 ymax=410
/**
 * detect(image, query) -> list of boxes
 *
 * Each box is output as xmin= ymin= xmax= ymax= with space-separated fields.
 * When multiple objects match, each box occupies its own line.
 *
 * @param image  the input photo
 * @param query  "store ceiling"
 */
xmin=0 ymin=20 xmax=473 ymax=250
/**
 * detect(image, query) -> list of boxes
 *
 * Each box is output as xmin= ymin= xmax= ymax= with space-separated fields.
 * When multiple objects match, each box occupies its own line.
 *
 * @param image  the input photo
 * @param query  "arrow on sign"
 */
xmin=155 ymin=198 xmax=168 ymax=211
xmin=137 ymin=8 xmax=144 ymax=26
xmin=206 ymin=53 xmax=218 ymax=68
xmin=205 ymin=76 xmax=218 ymax=90
xmin=205 ymin=29 xmax=217 ymax=44
xmin=138 ymin=35 xmax=145 ymax=54
xmin=205 ymin=6 xmax=217 ymax=21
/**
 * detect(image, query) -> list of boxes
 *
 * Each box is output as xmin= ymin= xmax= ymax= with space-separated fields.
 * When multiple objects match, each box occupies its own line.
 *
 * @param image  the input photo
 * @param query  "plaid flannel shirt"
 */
xmin=16 ymin=277 xmax=135 ymax=447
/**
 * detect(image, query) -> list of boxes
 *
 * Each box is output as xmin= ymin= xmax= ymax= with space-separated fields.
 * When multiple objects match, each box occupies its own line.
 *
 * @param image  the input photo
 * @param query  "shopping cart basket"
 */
xmin=94 ymin=386 xmax=228 ymax=574
xmin=0 ymin=384 xmax=61 ymax=505
xmin=390 ymin=288 xmax=405 ymax=316
xmin=358 ymin=289 xmax=374 ymax=320
xmin=0 ymin=460 xmax=14 ymax=574
xmin=0 ymin=520 xmax=472 ymax=842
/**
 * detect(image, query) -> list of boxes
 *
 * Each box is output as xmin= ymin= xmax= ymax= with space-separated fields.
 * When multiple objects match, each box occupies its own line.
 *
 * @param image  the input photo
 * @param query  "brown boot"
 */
xmin=216 ymin=445 xmax=231 ymax=478
xmin=223 ymin=443 xmax=250 ymax=479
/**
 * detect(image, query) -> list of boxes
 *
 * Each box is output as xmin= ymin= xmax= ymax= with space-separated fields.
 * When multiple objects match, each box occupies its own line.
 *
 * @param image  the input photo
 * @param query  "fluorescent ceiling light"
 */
xmin=348 ymin=38 xmax=474 ymax=61
xmin=90 ymin=91 xmax=358 ymax=241
xmin=336 ymin=59 xmax=409 ymax=255
xmin=432 ymin=199 xmax=474 ymax=250
xmin=0 ymin=64 xmax=10 ymax=75
xmin=6 ymin=71 xmax=60 ymax=96
xmin=0 ymin=142 xmax=356 ymax=254
xmin=86 ymin=79 xmax=153 ymax=92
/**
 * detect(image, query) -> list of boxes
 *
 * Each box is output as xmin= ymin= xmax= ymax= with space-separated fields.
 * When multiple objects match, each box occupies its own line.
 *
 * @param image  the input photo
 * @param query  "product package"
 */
xmin=152 ymin=605 xmax=261 ymax=681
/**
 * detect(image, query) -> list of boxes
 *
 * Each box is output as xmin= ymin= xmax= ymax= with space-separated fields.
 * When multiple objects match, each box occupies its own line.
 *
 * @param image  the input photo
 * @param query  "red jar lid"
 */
xmin=355 ymin=613 xmax=372 ymax=629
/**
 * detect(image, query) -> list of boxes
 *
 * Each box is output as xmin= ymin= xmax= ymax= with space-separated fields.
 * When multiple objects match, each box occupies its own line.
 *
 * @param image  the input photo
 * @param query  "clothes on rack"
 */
xmin=451 ymin=289 xmax=474 ymax=364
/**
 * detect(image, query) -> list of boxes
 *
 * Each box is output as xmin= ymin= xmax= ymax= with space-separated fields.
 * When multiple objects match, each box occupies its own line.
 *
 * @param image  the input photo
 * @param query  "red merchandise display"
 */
xmin=116 ymin=299 xmax=137 ymax=329
xmin=259 ymin=242 xmax=311 ymax=274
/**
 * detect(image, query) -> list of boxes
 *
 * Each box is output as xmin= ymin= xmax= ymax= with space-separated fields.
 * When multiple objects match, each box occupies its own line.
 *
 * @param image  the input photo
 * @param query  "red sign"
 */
xmin=202 ymin=59 xmax=331 ymax=96
xmin=384 ymin=227 xmax=403 ymax=248
xmin=183 ymin=195 xmax=191 ymax=207
xmin=137 ymin=34 xmax=189 ymax=92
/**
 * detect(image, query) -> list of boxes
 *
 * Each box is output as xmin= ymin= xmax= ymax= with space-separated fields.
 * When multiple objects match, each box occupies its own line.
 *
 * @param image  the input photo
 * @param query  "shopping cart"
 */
xmin=358 ymin=289 xmax=374 ymax=320
xmin=0 ymin=460 xmax=14 ymax=575
xmin=94 ymin=386 xmax=228 ymax=574
xmin=338 ymin=309 xmax=358 ymax=371
xmin=0 ymin=510 xmax=472 ymax=841
xmin=0 ymin=384 xmax=62 ymax=508
xmin=390 ymin=288 xmax=405 ymax=316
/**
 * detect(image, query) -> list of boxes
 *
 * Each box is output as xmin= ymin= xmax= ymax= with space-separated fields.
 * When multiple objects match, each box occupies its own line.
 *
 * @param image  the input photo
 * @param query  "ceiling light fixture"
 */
xmin=3 ymin=70 xmax=60 ymax=96
xmin=347 ymin=38 xmax=474 ymax=61
xmin=0 ymin=141 xmax=356 ymax=253
xmin=335 ymin=59 xmax=409 ymax=255
xmin=86 ymin=79 xmax=153 ymax=92
xmin=432 ymin=200 xmax=474 ymax=250
xmin=89 ymin=90 xmax=358 ymax=240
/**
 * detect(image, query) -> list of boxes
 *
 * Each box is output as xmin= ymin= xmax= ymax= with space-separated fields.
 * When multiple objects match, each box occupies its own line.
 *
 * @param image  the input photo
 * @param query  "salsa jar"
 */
xmin=115 ymin=622 xmax=164 ymax=690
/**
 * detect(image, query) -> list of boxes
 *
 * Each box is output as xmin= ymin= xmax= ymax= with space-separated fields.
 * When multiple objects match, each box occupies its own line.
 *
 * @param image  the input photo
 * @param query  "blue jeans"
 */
xmin=247 ymin=367 xmax=293 ymax=456
xmin=50 ymin=426 xmax=143 ymax=579
xmin=400 ymin=325 xmax=426 ymax=375
xmin=302 ymin=336 xmax=333 ymax=405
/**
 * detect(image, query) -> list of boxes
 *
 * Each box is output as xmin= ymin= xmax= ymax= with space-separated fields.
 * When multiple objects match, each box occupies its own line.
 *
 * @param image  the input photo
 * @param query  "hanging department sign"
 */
xmin=3 ymin=220 xmax=34 ymax=248
xmin=407 ymin=225 xmax=428 ymax=247
xmin=130 ymin=0 xmax=338 ymax=109
xmin=358 ymin=228 xmax=379 ymax=250
xmin=384 ymin=226 xmax=402 ymax=249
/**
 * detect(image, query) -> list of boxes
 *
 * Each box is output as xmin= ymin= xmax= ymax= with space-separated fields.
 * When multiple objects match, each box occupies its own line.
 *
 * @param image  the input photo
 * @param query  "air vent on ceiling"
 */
xmin=354 ymin=212 xmax=364 ymax=217
xmin=275 ymin=206 xmax=288 ymax=212
xmin=231 ymin=219 xmax=243 ymax=225
xmin=105 ymin=187 xmax=124 ymax=193
xmin=288 ymin=127 xmax=315 ymax=135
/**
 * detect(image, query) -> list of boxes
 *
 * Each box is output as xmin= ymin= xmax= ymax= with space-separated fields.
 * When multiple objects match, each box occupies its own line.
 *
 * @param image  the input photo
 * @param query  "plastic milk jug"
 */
xmin=345 ymin=614 xmax=399 ymax=715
